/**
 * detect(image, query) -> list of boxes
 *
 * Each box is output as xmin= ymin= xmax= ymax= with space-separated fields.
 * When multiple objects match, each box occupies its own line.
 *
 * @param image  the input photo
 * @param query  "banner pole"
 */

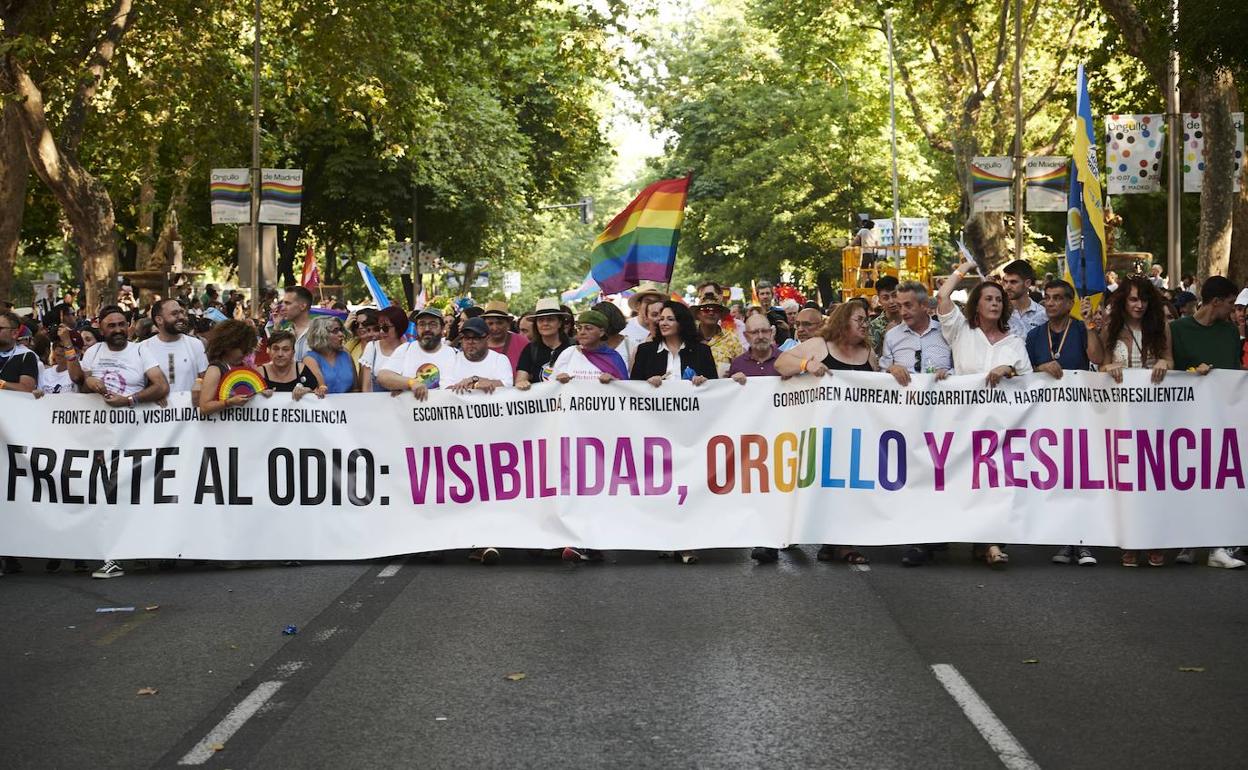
xmin=249 ymin=0 xmax=262 ymax=303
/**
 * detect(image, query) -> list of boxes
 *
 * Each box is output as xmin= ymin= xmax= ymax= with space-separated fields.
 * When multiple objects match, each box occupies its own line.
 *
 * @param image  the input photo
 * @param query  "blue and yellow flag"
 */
xmin=1064 ymin=64 xmax=1107 ymax=306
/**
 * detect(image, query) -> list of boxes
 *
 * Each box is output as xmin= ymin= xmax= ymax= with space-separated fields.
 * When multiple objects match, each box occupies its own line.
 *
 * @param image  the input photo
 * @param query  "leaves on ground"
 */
xmin=504 ymin=672 xmax=526 ymax=681
xmin=136 ymin=687 xmax=158 ymax=696
xmin=144 ymin=605 xmax=159 ymax=611
xmin=1178 ymin=666 xmax=1206 ymax=673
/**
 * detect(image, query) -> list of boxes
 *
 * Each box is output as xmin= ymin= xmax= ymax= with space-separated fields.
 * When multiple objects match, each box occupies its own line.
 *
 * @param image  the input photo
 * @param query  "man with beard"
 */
xmin=139 ymin=299 xmax=208 ymax=393
xmin=1001 ymin=259 xmax=1046 ymax=340
xmin=756 ymin=279 xmax=776 ymax=310
xmin=378 ymin=307 xmax=460 ymax=401
xmin=278 ymin=286 xmax=315 ymax=359
xmin=0 ymin=310 xmax=39 ymax=394
xmin=66 ymin=305 xmax=169 ymax=580
xmin=446 ymin=317 xmax=513 ymax=393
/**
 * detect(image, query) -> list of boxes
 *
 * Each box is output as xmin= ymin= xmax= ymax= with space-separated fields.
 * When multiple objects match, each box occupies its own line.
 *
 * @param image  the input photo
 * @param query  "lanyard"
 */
xmin=1047 ymin=320 xmax=1072 ymax=362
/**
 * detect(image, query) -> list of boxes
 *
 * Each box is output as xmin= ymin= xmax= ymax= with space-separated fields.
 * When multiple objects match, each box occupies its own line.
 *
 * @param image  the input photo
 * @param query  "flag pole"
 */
xmin=249 ymin=0 xmax=261 ymax=305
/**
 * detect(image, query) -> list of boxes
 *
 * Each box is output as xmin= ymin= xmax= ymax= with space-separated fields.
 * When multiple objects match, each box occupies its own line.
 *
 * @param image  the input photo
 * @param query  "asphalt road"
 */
xmin=1 ymin=546 xmax=1246 ymax=769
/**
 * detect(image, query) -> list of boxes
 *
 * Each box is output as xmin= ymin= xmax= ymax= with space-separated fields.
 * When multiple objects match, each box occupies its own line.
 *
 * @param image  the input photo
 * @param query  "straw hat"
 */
xmin=627 ymin=281 xmax=668 ymax=311
xmin=480 ymin=300 xmax=512 ymax=319
xmin=532 ymin=297 xmax=569 ymax=318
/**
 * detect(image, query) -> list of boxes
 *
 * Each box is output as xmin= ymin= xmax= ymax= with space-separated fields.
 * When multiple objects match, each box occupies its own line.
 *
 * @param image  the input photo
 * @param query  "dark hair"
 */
xmin=206 ymin=319 xmax=258 ymax=362
xmin=1043 ymin=279 xmax=1075 ymax=302
xmin=875 ymin=275 xmax=900 ymax=293
xmin=97 ymin=304 xmax=127 ymax=324
xmin=658 ymin=300 xmax=702 ymax=345
xmin=1001 ymin=259 xmax=1036 ymax=283
xmin=592 ymin=301 xmax=627 ymax=336
xmin=351 ymin=308 xmax=379 ymax=334
xmin=964 ymin=281 xmax=1012 ymax=333
xmin=267 ymin=330 xmax=296 ymax=349
xmin=284 ymin=285 xmax=314 ymax=307
xmin=1199 ymin=275 xmax=1237 ymax=304
xmin=377 ymin=306 xmax=408 ymax=340
xmin=149 ymin=297 xmax=183 ymax=321
xmin=1104 ymin=275 xmax=1167 ymax=363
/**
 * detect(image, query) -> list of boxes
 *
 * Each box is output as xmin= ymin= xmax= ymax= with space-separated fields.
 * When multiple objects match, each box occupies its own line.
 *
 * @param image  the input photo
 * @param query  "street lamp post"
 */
xmin=249 ymin=0 xmax=261 ymax=305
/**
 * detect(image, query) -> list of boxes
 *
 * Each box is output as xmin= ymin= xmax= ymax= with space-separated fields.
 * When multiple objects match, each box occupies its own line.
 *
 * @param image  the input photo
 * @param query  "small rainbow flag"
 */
xmin=590 ymin=176 xmax=690 ymax=295
xmin=560 ymin=271 xmax=600 ymax=304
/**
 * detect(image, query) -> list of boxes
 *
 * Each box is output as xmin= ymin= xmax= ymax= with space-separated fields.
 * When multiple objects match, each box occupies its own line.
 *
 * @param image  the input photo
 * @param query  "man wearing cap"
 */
xmin=377 ymin=307 xmax=460 ymax=400
xmin=695 ymin=282 xmax=743 ymax=376
xmin=516 ymin=298 xmax=572 ymax=389
xmin=446 ymin=317 xmax=513 ymax=393
xmin=480 ymin=300 xmax=528 ymax=374
xmin=623 ymin=282 xmax=667 ymax=346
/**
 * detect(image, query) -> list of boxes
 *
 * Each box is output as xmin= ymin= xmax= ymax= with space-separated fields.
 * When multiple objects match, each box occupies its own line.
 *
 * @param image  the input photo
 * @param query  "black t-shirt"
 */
xmin=0 ymin=346 xmax=39 ymax=386
xmin=261 ymin=362 xmax=319 ymax=392
xmin=517 ymin=340 xmax=572 ymax=382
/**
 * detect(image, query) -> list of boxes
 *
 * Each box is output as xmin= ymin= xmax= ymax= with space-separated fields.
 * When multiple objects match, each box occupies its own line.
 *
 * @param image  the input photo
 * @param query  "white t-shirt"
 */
xmin=612 ymin=335 xmax=636 ymax=369
xmin=937 ymin=306 xmax=1032 ymax=376
xmin=552 ymin=346 xmax=611 ymax=380
xmin=445 ymin=349 xmax=514 ymax=387
xmin=359 ymin=340 xmax=406 ymax=391
xmin=381 ymin=343 xmax=460 ymax=390
xmin=39 ymin=366 xmax=76 ymax=394
xmin=622 ymin=317 xmax=651 ymax=346
xmin=82 ymin=341 xmax=161 ymax=396
xmin=139 ymin=334 xmax=208 ymax=393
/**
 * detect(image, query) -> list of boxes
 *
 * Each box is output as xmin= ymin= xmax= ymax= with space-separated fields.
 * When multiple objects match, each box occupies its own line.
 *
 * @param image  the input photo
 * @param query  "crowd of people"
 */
xmin=2 ymin=262 xmax=1247 ymax=576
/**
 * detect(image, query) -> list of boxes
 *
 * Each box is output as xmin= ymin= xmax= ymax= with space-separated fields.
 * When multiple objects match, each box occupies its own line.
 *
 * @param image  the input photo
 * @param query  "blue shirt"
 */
xmin=1025 ymin=318 xmax=1090 ymax=371
xmin=879 ymin=318 xmax=953 ymax=373
xmin=307 ymin=350 xmax=356 ymax=393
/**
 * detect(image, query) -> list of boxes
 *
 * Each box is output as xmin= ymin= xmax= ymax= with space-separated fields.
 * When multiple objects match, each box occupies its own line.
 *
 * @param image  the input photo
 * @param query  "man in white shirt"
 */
xmin=139 ymin=299 xmax=208 ymax=393
xmin=623 ymin=283 xmax=666 ymax=346
xmin=1001 ymin=259 xmax=1046 ymax=340
xmin=881 ymin=281 xmax=952 ymax=384
xmin=65 ymin=305 xmax=169 ymax=580
xmin=377 ymin=307 xmax=459 ymax=399
xmin=445 ymin=317 xmax=512 ymax=392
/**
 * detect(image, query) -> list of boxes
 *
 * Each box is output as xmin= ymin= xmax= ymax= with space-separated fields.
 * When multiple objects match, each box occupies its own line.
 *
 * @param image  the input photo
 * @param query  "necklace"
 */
xmin=1047 ymin=319 xmax=1072 ymax=362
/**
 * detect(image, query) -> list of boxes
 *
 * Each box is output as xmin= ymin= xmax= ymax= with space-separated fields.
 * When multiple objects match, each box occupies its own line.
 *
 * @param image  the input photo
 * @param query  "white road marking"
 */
xmin=274 ymin=660 xmax=307 ymax=678
xmin=376 ymin=561 xmax=402 ymax=578
xmin=931 ymin=664 xmax=1040 ymax=770
xmin=850 ymin=563 xmax=872 ymax=572
xmin=178 ymin=681 xmax=285 ymax=765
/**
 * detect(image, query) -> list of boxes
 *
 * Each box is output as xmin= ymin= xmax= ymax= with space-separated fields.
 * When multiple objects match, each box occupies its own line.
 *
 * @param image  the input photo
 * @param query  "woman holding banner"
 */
xmin=359 ymin=306 xmax=409 ymax=393
xmin=552 ymin=310 xmax=629 ymax=385
xmin=936 ymin=258 xmax=1033 ymax=568
xmin=1094 ymin=275 xmax=1172 ymax=568
xmin=303 ymin=316 xmax=358 ymax=395
xmin=630 ymin=300 xmax=716 ymax=564
xmin=198 ymin=320 xmax=271 ymax=416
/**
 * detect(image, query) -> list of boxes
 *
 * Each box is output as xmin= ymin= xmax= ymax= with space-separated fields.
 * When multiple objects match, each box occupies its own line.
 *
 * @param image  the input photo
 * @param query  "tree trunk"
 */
xmin=964 ymin=213 xmax=1011 ymax=271
xmin=277 ymin=225 xmax=301 ymax=288
xmin=1230 ymin=164 xmax=1248 ymax=289
xmin=4 ymin=59 xmax=120 ymax=312
xmin=0 ymin=102 xmax=29 ymax=302
xmin=1196 ymin=69 xmax=1236 ymax=280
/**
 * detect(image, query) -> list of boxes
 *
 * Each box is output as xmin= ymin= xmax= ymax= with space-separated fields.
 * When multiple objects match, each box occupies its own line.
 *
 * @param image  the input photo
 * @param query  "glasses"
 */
xmin=329 ymin=327 xmax=345 ymax=334
xmin=378 ymin=325 xmax=393 ymax=332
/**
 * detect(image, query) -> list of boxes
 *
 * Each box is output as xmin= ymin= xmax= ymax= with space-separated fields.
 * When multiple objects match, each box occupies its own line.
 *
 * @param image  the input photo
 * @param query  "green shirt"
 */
xmin=869 ymin=313 xmax=898 ymax=355
xmin=1169 ymin=315 xmax=1242 ymax=371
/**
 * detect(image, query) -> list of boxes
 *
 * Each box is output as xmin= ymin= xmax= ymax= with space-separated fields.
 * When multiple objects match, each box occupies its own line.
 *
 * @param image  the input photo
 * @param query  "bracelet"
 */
xmin=800 ymin=358 xmax=809 ymax=373
xmin=407 ymin=377 xmax=416 ymax=389
xmin=128 ymin=395 xmax=137 ymax=407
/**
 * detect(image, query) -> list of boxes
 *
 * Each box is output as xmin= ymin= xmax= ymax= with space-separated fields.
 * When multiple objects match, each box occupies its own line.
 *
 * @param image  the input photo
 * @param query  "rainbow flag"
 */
xmin=590 ymin=176 xmax=690 ymax=295
xmin=560 ymin=271 xmax=600 ymax=304
xmin=301 ymin=245 xmax=320 ymax=291
xmin=1064 ymin=64 xmax=1107 ymax=304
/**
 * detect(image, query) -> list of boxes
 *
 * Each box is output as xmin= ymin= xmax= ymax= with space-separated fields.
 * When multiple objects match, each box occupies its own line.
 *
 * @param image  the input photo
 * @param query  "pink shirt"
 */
xmin=489 ymin=331 xmax=530 ymax=374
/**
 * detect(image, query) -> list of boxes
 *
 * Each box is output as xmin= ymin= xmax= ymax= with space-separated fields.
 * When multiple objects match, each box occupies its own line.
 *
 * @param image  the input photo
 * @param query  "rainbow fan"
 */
xmin=217 ymin=365 xmax=267 ymax=401
xmin=414 ymin=362 xmax=441 ymax=389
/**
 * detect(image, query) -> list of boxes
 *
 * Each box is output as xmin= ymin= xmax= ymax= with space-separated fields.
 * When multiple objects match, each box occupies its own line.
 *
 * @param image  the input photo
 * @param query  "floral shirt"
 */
xmin=704 ymin=327 xmax=744 ymax=375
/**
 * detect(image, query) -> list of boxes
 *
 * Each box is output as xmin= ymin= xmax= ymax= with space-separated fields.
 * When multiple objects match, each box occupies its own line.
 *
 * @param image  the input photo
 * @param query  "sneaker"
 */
xmin=1207 ymin=547 xmax=1246 ymax=570
xmin=469 ymin=547 xmax=501 ymax=565
xmin=91 ymin=560 xmax=124 ymax=579
xmin=1077 ymin=548 xmax=1097 ymax=566
xmin=1051 ymin=546 xmax=1074 ymax=564
xmin=678 ymin=550 xmax=699 ymax=564
xmin=1147 ymin=550 xmax=1166 ymax=567
xmin=815 ymin=544 xmax=839 ymax=562
xmin=901 ymin=546 xmax=928 ymax=567
xmin=1174 ymin=548 xmax=1195 ymax=565
xmin=1121 ymin=551 xmax=1138 ymax=567
xmin=750 ymin=547 xmax=779 ymax=563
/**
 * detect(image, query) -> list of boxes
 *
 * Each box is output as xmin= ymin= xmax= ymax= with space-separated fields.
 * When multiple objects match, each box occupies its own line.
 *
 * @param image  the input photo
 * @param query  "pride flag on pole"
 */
xmin=590 ymin=176 xmax=690 ymax=295
xmin=357 ymin=262 xmax=392 ymax=309
xmin=1064 ymin=64 xmax=1107 ymax=304
xmin=301 ymin=245 xmax=320 ymax=291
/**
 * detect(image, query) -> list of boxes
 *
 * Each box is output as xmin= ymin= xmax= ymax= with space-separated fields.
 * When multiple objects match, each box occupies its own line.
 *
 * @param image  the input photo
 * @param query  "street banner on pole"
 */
xmin=210 ymin=169 xmax=250 ymax=224
xmin=1182 ymin=113 xmax=1244 ymax=193
xmin=259 ymin=169 xmax=303 ymax=224
xmin=1105 ymin=115 xmax=1163 ymax=194
xmin=1024 ymin=157 xmax=1070 ymax=211
xmin=1 ymin=371 xmax=1245 ymax=560
xmin=970 ymin=157 xmax=1014 ymax=213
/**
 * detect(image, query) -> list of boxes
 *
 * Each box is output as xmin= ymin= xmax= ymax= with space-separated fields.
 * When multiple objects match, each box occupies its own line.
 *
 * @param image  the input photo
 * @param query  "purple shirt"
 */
xmin=727 ymin=346 xmax=780 ymax=377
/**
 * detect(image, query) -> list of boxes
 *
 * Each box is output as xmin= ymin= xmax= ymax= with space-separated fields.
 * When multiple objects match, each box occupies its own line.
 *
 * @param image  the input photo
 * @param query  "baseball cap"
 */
xmin=460 ymin=317 xmax=488 ymax=337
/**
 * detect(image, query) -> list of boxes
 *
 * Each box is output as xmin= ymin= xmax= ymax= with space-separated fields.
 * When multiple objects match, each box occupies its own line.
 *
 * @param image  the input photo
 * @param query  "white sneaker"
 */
xmin=91 ymin=560 xmax=125 ymax=579
xmin=1175 ymin=548 xmax=1195 ymax=564
xmin=1206 ymin=548 xmax=1245 ymax=570
xmin=1077 ymin=547 xmax=1098 ymax=566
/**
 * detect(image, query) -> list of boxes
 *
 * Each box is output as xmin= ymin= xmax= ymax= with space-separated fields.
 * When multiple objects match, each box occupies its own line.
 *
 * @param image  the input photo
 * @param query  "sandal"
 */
xmin=838 ymin=547 xmax=869 ymax=565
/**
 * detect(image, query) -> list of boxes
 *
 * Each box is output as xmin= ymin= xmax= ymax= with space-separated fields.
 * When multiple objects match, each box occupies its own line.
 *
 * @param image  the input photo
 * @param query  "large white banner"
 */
xmin=1 ymin=370 xmax=1245 ymax=560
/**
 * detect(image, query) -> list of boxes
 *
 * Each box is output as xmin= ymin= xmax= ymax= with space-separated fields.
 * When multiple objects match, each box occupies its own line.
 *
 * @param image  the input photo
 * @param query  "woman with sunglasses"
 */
xmin=302 ymin=316 xmax=358 ymax=395
xmin=359 ymin=306 xmax=409 ymax=393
